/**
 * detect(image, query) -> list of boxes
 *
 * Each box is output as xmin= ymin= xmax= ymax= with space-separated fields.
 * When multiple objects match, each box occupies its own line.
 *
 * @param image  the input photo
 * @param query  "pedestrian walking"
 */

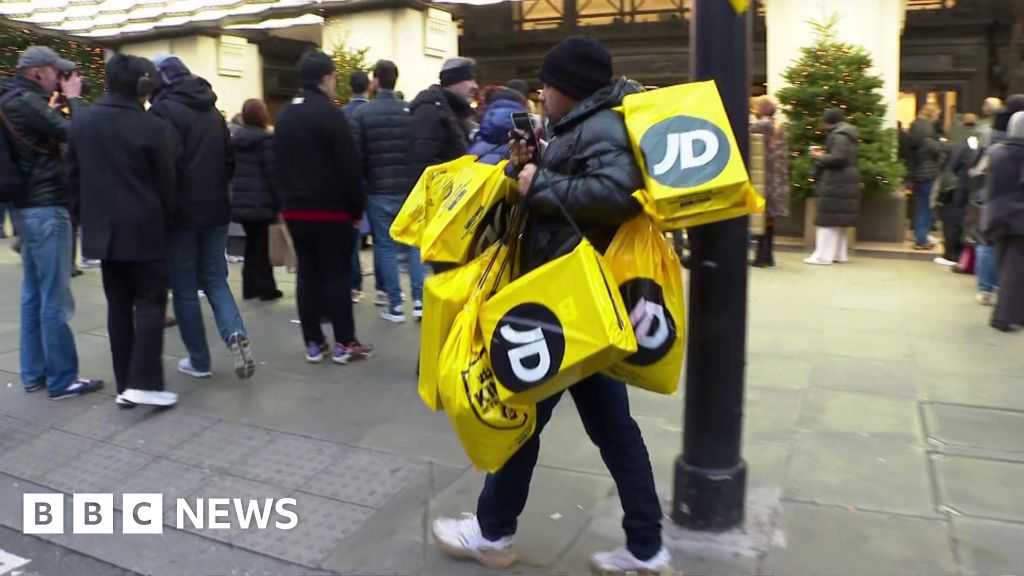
xmin=350 ymin=60 xmax=426 ymax=323
xmin=1 ymin=46 xmax=103 ymax=399
xmin=804 ymin=109 xmax=862 ymax=265
xmin=906 ymin=103 xmax=943 ymax=249
xmin=431 ymin=36 xmax=674 ymax=576
xmin=982 ymin=110 xmax=1024 ymax=332
xmin=69 ymin=54 xmax=178 ymax=407
xmin=749 ymin=95 xmax=790 ymax=267
xmin=274 ymin=50 xmax=373 ymax=364
xmin=342 ymin=71 xmax=373 ymax=305
xmin=149 ymin=54 xmax=255 ymax=381
xmin=230 ymin=98 xmax=282 ymax=302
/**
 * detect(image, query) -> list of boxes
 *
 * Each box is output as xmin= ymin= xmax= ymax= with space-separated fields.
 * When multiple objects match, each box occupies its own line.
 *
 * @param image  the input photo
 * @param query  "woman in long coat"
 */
xmin=983 ymin=111 xmax=1024 ymax=331
xmin=750 ymin=96 xmax=790 ymax=267
xmin=804 ymin=108 xmax=862 ymax=265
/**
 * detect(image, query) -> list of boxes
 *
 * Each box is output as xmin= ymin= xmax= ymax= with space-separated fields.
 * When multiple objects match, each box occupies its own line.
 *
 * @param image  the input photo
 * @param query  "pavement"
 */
xmin=0 ymin=239 xmax=1022 ymax=576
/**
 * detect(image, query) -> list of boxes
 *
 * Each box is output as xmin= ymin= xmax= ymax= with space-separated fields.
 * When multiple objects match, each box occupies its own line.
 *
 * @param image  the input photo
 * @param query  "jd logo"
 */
xmin=620 ymin=278 xmax=676 ymax=366
xmin=490 ymin=304 xmax=566 ymax=392
xmin=640 ymin=116 xmax=730 ymax=188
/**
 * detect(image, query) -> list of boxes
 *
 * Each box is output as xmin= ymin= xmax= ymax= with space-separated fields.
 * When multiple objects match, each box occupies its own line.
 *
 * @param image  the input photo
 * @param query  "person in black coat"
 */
xmin=804 ymin=109 xmax=862 ymax=265
xmin=982 ymin=110 xmax=1024 ymax=331
xmin=67 ymin=55 xmax=178 ymax=407
xmin=408 ymin=57 xmax=478 ymax=180
xmin=431 ymin=36 xmax=673 ymax=576
xmin=149 ymin=54 xmax=254 ymax=381
xmin=230 ymin=98 xmax=282 ymax=302
xmin=274 ymin=50 xmax=373 ymax=364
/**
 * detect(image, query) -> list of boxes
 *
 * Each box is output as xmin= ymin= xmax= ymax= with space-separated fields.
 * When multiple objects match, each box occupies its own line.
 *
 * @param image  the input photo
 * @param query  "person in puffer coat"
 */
xmin=431 ymin=36 xmax=675 ymax=576
xmin=804 ymin=109 xmax=862 ymax=265
xmin=467 ymin=87 xmax=528 ymax=165
xmin=230 ymin=99 xmax=281 ymax=302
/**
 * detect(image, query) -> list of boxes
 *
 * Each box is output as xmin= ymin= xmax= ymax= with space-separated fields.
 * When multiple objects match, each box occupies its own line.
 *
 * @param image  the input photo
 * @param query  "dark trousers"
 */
xmin=240 ymin=221 xmax=277 ymax=299
xmin=940 ymin=204 xmax=965 ymax=262
xmin=101 ymin=260 xmax=169 ymax=394
xmin=286 ymin=220 xmax=356 ymax=345
xmin=476 ymin=373 xmax=663 ymax=560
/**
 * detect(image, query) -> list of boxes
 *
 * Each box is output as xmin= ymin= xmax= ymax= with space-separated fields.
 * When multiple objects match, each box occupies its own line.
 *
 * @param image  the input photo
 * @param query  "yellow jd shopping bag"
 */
xmin=438 ymin=288 xmax=536 ymax=473
xmin=603 ymin=215 xmax=685 ymax=395
xmin=419 ymin=242 xmax=511 ymax=411
xmin=421 ymin=161 xmax=513 ymax=264
xmin=391 ymin=155 xmax=475 ymax=247
xmin=619 ymin=81 xmax=758 ymax=225
xmin=479 ymin=239 xmax=638 ymax=406
xmin=635 ymin=185 xmax=764 ymax=230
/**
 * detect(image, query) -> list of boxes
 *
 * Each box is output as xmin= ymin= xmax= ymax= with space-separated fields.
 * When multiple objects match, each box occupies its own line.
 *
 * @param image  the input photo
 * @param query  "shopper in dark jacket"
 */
xmin=907 ymin=105 xmax=943 ymax=249
xmin=982 ymin=110 xmax=1024 ymax=331
xmin=432 ymin=36 xmax=673 ymax=576
xmin=350 ymin=60 xmax=425 ymax=322
xmin=408 ymin=57 xmax=478 ymax=179
xmin=342 ymin=70 xmax=372 ymax=303
xmin=150 ymin=54 xmax=254 ymax=381
xmin=805 ymin=109 xmax=861 ymax=265
xmin=230 ymin=98 xmax=281 ymax=302
xmin=274 ymin=50 xmax=373 ymax=364
xmin=68 ymin=55 xmax=178 ymax=408
xmin=467 ymin=87 xmax=528 ymax=165
xmin=2 ymin=46 xmax=103 ymax=400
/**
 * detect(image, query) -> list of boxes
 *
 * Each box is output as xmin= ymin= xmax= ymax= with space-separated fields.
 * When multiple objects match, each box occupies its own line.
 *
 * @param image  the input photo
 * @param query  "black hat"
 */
xmin=823 ymin=108 xmax=845 ymax=125
xmin=440 ymin=57 xmax=476 ymax=86
xmin=538 ymin=36 xmax=612 ymax=101
xmin=299 ymin=50 xmax=335 ymax=88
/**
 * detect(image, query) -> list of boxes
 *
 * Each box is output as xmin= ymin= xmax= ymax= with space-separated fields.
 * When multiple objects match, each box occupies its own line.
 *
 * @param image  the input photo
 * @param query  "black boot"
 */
xmin=751 ymin=233 xmax=769 ymax=267
xmin=766 ymin=225 xmax=776 ymax=267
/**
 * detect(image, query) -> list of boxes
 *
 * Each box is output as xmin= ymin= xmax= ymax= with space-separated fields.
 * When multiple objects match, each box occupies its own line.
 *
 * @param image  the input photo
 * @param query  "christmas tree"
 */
xmin=329 ymin=37 xmax=371 ymax=104
xmin=775 ymin=17 xmax=904 ymax=201
xmin=0 ymin=22 xmax=106 ymax=101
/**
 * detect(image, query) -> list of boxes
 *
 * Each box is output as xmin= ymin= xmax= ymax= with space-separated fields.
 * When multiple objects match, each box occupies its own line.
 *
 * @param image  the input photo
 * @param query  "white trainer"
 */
xmin=122 ymin=388 xmax=178 ymax=407
xmin=431 ymin=513 xmax=516 ymax=569
xmin=590 ymin=546 xmax=676 ymax=575
xmin=976 ymin=291 xmax=997 ymax=306
xmin=178 ymin=358 xmax=212 ymax=378
xmin=803 ymin=257 xmax=832 ymax=266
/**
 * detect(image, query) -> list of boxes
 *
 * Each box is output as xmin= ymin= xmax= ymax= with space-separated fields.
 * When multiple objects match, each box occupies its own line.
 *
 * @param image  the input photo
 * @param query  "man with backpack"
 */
xmin=0 ymin=46 xmax=103 ymax=399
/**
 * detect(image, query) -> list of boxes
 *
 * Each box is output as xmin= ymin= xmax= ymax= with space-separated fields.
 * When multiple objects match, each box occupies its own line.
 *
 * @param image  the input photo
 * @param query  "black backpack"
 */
xmin=0 ymin=87 xmax=31 ymax=203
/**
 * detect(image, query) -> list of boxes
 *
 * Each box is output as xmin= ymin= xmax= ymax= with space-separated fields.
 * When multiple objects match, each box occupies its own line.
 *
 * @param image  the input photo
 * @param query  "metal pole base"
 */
xmin=671 ymin=456 xmax=748 ymax=531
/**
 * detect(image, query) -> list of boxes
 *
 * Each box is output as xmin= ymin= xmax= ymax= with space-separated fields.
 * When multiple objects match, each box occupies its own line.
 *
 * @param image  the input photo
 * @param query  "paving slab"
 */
xmin=0 ymin=429 xmax=101 ymax=482
xmin=924 ymin=403 xmax=1024 ymax=458
xmin=952 ymin=517 xmax=1024 ymax=576
xmin=796 ymin=388 xmax=922 ymax=443
xmin=785 ymin=432 xmax=936 ymax=517
xmin=115 ymin=457 xmax=214 ymax=518
xmin=934 ymin=455 xmax=1024 ymax=522
xmin=40 ymin=443 xmax=153 ymax=495
xmin=300 ymin=446 xmax=428 ymax=508
xmin=0 ymin=413 xmax=45 ymax=458
xmin=743 ymin=387 xmax=804 ymax=444
xmin=232 ymin=433 xmax=346 ymax=489
xmin=165 ymin=420 xmax=276 ymax=471
xmin=52 ymin=400 xmax=154 ymax=441
xmin=108 ymin=408 xmax=216 ymax=456
xmin=920 ymin=370 xmax=1024 ymax=411
xmin=746 ymin=353 xmax=813 ymax=390
xmin=761 ymin=502 xmax=957 ymax=576
xmin=808 ymin=355 xmax=918 ymax=397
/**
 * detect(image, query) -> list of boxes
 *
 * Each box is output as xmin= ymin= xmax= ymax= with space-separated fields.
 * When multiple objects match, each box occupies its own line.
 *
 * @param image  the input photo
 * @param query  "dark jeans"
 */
xmin=240 ymin=221 xmax=277 ymax=299
xmin=101 ymin=260 xmax=169 ymax=394
xmin=351 ymin=225 xmax=363 ymax=292
xmin=940 ymin=204 xmax=965 ymax=261
xmin=477 ymin=373 xmax=663 ymax=560
xmin=912 ymin=179 xmax=935 ymax=246
xmin=287 ymin=220 xmax=356 ymax=345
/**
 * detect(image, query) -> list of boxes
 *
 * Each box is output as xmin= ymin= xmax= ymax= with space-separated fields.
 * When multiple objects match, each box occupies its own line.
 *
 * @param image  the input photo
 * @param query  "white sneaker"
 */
xmin=178 ymin=358 xmax=212 ymax=378
xmin=934 ymin=257 xmax=957 ymax=267
xmin=977 ymin=291 xmax=996 ymax=306
xmin=115 ymin=394 xmax=136 ymax=408
xmin=374 ymin=290 xmax=388 ymax=307
xmin=928 ymin=234 xmax=940 ymax=244
xmin=431 ymin=513 xmax=516 ymax=569
xmin=122 ymin=388 xmax=178 ymax=407
xmin=590 ymin=546 xmax=675 ymax=575
xmin=803 ymin=256 xmax=832 ymax=266
xmin=413 ymin=300 xmax=423 ymax=321
xmin=381 ymin=305 xmax=406 ymax=324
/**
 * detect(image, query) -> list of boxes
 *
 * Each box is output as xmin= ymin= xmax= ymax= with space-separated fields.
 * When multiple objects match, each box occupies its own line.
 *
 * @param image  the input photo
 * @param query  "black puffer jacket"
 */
xmin=906 ymin=117 xmax=942 ymax=182
xmin=350 ymin=90 xmax=415 ymax=196
xmin=0 ymin=76 xmax=84 ymax=208
xmin=984 ymin=138 xmax=1024 ymax=240
xmin=149 ymin=76 xmax=234 ymax=229
xmin=814 ymin=121 xmax=862 ymax=228
xmin=521 ymin=77 xmax=644 ymax=273
xmin=408 ymin=85 xmax=472 ymax=179
xmin=230 ymin=125 xmax=278 ymax=223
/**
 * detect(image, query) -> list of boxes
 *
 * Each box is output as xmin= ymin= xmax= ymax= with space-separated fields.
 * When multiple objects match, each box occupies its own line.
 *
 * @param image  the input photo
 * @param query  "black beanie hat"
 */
xmin=538 ymin=36 xmax=612 ymax=101
xmin=440 ymin=57 xmax=476 ymax=87
xmin=298 ymin=50 xmax=335 ymax=88
xmin=823 ymin=108 xmax=845 ymax=125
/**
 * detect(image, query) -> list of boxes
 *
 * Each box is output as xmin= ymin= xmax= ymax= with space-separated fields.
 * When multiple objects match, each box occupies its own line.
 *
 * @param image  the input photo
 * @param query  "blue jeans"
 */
xmin=977 ymin=243 xmax=999 ymax=293
xmin=366 ymin=195 xmax=424 ymax=306
xmin=168 ymin=225 xmax=246 ymax=372
xmin=351 ymin=226 xmax=363 ymax=292
xmin=13 ymin=206 xmax=78 ymax=394
xmin=913 ymin=180 xmax=935 ymax=246
xmin=476 ymin=374 xmax=663 ymax=560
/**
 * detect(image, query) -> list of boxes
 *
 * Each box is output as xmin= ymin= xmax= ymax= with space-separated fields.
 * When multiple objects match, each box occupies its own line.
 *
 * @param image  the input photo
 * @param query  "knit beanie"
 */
xmin=298 ymin=50 xmax=335 ymax=88
xmin=440 ymin=57 xmax=476 ymax=86
xmin=823 ymin=108 xmax=845 ymax=125
xmin=538 ymin=36 xmax=612 ymax=101
xmin=153 ymin=54 xmax=190 ymax=86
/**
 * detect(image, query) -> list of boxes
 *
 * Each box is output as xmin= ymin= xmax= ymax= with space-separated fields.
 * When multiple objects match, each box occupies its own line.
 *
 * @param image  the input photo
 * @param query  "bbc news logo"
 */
xmin=23 ymin=493 xmax=298 ymax=535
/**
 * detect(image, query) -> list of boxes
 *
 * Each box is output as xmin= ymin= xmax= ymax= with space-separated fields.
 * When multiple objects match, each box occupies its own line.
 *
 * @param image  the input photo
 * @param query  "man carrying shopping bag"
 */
xmin=431 ymin=36 xmax=674 ymax=575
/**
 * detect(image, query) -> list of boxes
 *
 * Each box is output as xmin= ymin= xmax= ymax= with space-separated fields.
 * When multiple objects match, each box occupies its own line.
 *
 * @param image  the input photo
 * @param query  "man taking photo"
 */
xmin=0 ymin=46 xmax=102 ymax=399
